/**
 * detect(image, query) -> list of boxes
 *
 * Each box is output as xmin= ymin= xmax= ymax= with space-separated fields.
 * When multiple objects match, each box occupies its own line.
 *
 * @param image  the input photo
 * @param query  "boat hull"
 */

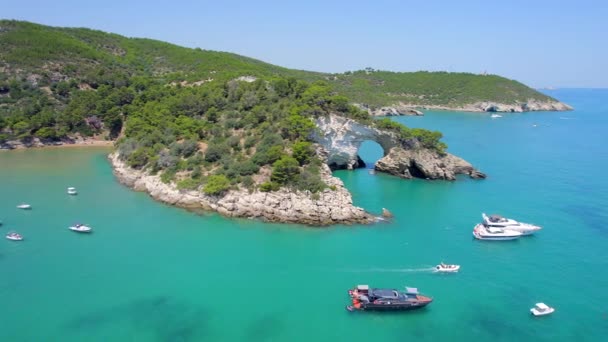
xmin=358 ymin=301 xmax=431 ymax=311
xmin=531 ymin=308 xmax=555 ymax=316
xmin=473 ymin=233 xmax=521 ymax=241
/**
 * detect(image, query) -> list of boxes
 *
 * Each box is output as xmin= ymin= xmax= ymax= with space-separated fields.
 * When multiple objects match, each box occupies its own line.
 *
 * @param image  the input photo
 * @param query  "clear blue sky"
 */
xmin=3 ymin=0 xmax=607 ymax=88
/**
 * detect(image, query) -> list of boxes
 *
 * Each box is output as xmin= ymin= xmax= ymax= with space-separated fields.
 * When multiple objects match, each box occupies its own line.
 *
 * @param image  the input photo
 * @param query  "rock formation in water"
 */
xmin=313 ymin=114 xmax=484 ymax=180
xmin=111 ymin=113 xmax=484 ymax=226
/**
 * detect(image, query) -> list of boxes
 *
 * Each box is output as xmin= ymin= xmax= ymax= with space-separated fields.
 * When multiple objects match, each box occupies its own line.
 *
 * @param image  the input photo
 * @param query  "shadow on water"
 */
xmin=65 ymin=295 xmax=208 ymax=341
xmin=245 ymin=311 xmax=287 ymax=341
xmin=562 ymin=204 xmax=608 ymax=235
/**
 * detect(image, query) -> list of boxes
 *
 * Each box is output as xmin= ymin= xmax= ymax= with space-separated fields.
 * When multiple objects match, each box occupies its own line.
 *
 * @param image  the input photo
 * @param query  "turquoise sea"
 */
xmin=1 ymin=89 xmax=607 ymax=341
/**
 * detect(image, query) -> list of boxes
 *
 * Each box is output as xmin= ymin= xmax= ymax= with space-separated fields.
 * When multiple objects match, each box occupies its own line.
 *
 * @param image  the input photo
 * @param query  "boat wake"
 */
xmin=338 ymin=267 xmax=435 ymax=273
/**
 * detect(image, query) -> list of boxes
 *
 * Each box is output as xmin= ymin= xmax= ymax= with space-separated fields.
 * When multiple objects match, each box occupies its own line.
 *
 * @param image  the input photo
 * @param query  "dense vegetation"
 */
xmin=330 ymin=69 xmax=554 ymax=107
xmin=0 ymin=20 xmax=546 ymax=193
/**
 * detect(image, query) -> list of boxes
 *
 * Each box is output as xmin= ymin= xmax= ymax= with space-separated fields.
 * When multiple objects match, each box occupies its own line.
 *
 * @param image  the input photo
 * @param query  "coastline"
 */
xmin=109 ymin=152 xmax=375 ymax=226
xmin=361 ymin=99 xmax=573 ymax=116
xmin=0 ymin=138 xmax=114 ymax=151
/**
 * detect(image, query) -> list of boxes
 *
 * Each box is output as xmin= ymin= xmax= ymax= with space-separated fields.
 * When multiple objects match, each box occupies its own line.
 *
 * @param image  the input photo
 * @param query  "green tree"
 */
xmin=292 ymin=141 xmax=313 ymax=165
xmin=203 ymin=175 xmax=231 ymax=195
xmin=271 ymin=156 xmax=300 ymax=184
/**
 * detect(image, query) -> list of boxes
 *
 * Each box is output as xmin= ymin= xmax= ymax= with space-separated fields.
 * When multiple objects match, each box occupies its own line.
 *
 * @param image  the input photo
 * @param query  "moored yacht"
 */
xmin=67 ymin=187 xmax=78 ymax=195
xmin=346 ymin=285 xmax=432 ymax=312
xmin=69 ymin=223 xmax=92 ymax=233
xmin=530 ymin=303 xmax=555 ymax=316
xmin=473 ymin=224 xmax=522 ymax=241
xmin=6 ymin=231 xmax=23 ymax=241
xmin=482 ymin=213 xmax=541 ymax=235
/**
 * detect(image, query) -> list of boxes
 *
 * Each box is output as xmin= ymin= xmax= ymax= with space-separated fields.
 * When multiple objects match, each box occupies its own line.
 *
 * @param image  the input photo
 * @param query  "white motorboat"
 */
xmin=69 ymin=223 xmax=92 ymax=233
xmin=530 ymin=303 xmax=555 ymax=316
xmin=67 ymin=187 xmax=78 ymax=195
xmin=435 ymin=263 xmax=460 ymax=273
xmin=6 ymin=232 xmax=23 ymax=241
xmin=482 ymin=213 xmax=542 ymax=235
xmin=491 ymin=114 xmax=503 ymax=118
xmin=17 ymin=203 xmax=32 ymax=210
xmin=473 ymin=224 xmax=522 ymax=240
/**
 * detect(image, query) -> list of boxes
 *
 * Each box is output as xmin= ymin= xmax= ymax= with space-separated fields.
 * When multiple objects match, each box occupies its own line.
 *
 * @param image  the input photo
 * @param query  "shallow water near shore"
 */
xmin=1 ymin=89 xmax=607 ymax=341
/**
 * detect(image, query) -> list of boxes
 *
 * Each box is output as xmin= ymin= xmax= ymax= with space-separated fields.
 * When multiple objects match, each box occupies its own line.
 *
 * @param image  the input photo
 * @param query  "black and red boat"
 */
xmin=346 ymin=285 xmax=432 ymax=312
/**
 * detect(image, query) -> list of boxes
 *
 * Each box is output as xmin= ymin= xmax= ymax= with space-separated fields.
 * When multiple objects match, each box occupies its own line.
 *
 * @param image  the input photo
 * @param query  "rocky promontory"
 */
xmin=355 ymin=103 xmax=424 ymax=116
xmin=375 ymin=147 xmax=486 ymax=180
xmin=110 ymin=153 xmax=374 ymax=226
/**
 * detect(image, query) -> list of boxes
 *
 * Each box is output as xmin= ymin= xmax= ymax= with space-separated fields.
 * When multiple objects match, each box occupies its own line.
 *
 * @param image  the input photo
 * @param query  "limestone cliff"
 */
xmin=109 ymin=153 xmax=374 ymax=226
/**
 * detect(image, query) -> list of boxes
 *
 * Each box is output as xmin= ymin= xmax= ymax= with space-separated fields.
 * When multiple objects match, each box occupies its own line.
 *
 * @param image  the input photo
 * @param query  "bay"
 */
xmin=1 ymin=89 xmax=607 ymax=341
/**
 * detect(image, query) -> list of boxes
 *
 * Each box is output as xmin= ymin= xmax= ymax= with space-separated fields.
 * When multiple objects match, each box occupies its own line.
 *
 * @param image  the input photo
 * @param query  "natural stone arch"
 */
xmin=313 ymin=115 xmax=400 ymax=170
xmin=313 ymin=114 xmax=485 ymax=180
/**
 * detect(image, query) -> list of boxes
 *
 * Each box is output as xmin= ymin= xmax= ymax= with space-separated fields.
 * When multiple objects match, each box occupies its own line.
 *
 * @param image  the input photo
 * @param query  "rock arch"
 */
xmin=313 ymin=115 xmax=401 ymax=170
xmin=313 ymin=114 xmax=485 ymax=180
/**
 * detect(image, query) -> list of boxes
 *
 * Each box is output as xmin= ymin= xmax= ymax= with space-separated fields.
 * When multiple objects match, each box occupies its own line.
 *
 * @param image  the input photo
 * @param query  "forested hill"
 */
xmin=1 ymin=20 xmax=556 ymax=108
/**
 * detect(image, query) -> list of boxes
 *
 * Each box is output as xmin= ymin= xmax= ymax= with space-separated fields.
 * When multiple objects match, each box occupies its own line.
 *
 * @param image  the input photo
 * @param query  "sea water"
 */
xmin=0 ymin=89 xmax=607 ymax=341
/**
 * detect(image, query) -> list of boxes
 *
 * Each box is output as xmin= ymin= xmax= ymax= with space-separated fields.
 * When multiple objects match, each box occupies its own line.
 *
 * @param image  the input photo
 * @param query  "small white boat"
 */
xmin=6 ymin=232 xmax=23 ymax=241
xmin=491 ymin=114 xmax=503 ymax=118
xmin=69 ymin=223 xmax=92 ymax=233
xmin=482 ymin=213 xmax=542 ymax=235
xmin=530 ymin=303 xmax=555 ymax=316
xmin=17 ymin=203 xmax=32 ymax=210
xmin=435 ymin=263 xmax=460 ymax=273
xmin=473 ymin=224 xmax=522 ymax=241
xmin=67 ymin=187 xmax=78 ymax=195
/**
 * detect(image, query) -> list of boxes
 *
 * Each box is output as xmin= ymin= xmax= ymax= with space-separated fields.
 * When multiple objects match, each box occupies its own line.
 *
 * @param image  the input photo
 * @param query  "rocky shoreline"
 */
xmin=109 ymin=153 xmax=375 ymax=226
xmin=0 ymin=137 xmax=113 ymax=150
xmin=357 ymin=99 xmax=572 ymax=116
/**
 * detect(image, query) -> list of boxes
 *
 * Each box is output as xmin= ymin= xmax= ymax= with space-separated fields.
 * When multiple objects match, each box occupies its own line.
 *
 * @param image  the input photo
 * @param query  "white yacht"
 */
xmin=473 ymin=224 xmax=522 ymax=241
xmin=435 ymin=263 xmax=460 ymax=273
xmin=482 ymin=213 xmax=541 ymax=235
xmin=69 ymin=223 xmax=92 ymax=233
xmin=491 ymin=114 xmax=503 ymax=118
xmin=67 ymin=187 xmax=78 ymax=195
xmin=6 ymin=232 xmax=23 ymax=241
xmin=530 ymin=303 xmax=555 ymax=316
xmin=17 ymin=203 xmax=32 ymax=210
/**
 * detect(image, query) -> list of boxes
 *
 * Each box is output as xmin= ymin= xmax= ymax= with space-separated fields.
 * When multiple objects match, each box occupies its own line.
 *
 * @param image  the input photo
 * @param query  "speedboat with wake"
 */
xmin=482 ymin=213 xmax=541 ymax=235
xmin=346 ymin=285 xmax=432 ymax=312
xmin=435 ymin=263 xmax=460 ymax=273
xmin=473 ymin=224 xmax=522 ymax=241
xmin=17 ymin=203 xmax=31 ymax=210
xmin=6 ymin=232 xmax=23 ymax=241
xmin=69 ymin=223 xmax=92 ymax=233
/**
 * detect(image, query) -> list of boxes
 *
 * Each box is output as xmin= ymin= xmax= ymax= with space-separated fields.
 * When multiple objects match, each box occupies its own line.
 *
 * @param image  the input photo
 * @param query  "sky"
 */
xmin=2 ymin=0 xmax=607 ymax=88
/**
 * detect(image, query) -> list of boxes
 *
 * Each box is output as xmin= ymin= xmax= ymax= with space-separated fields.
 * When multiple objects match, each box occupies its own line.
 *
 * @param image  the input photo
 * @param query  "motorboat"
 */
xmin=69 ymin=223 xmax=93 ymax=233
xmin=482 ymin=213 xmax=542 ymax=235
xmin=6 ymin=232 xmax=23 ymax=241
xmin=491 ymin=114 xmax=503 ymax=118
xmin=17 ymin=203 xmax=32 ymax=210
xmin=435 ymin=263 xmax=460 ymax=273
xmin=530 ymin=303 xmax=555 ymax=316
xmin=473 ymin=224 xmax=522 ymax=241
xmin=346 ymin=285 xmax=432 ymax=312
xmin=67 ymin=187 xmax=78 ymax=195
